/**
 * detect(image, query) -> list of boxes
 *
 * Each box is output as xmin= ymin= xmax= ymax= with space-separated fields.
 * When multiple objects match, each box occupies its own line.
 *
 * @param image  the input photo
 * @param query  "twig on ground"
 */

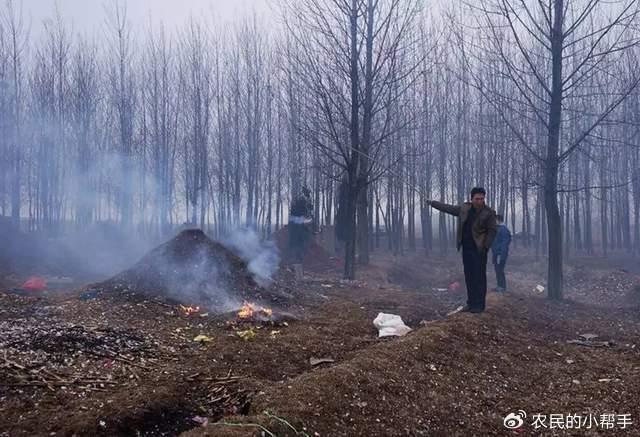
xmin=264 ymin=411 xmax=311 ymax=437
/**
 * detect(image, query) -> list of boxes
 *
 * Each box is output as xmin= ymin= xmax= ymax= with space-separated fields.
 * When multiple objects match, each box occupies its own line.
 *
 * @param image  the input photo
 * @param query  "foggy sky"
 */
xmin=26 ymin=0 xmax=274 ymax=37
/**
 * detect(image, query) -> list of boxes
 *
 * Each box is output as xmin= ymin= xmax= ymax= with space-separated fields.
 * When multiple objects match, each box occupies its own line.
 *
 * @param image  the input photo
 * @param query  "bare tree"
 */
xmin=179 ymin=18 xmax=212 ymax=228
xmin=29 ymin=8 xmax=71 ymax=233
xmin=0 ymin=9 xmax=9 ymax=215
xmin=105 ymin=0 xmax=136 ymax=226
xmin=1 ymin=0 xmax=27 ymax=226
xmin=142 ymin=23 xmax=177 ymax=235
xmin=283 ymin=0 xmax=422 ymax=278
xmin=1 ymin=1 xmax=637 ymax=279
xmin=463 ymin=0 xmax=640 ymax=299
xmin=70 ymin=36 xmax=100 ymax=227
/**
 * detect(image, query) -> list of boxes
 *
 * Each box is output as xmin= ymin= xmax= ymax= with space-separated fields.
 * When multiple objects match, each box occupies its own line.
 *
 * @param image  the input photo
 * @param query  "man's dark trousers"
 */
xmin=462 ymin=247 xmax=488 ymax=310
xmin=289 ymin=223 xmax=306 ymax=263
xmin=494 ymin=255 xmax=507 ymax=290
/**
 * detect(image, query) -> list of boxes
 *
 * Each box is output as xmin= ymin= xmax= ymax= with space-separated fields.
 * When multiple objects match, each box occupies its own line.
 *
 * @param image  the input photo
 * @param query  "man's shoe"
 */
xmin=460 ymin=305 xmax=472 ymax=312
xmin=470 ymin=307 xmax=484 ymax=314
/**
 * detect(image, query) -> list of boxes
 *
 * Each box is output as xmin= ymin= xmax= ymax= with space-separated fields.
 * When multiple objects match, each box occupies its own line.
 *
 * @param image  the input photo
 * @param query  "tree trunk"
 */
xmin=357 ymin=188 xmax=369 ymax=264
xmin=545 ymin=0 xmax=564 ymax=300
xmin=344 ymin=0 xmax=361 ymax=280
xmin=356 ymin=0 xmax=376 ymax=266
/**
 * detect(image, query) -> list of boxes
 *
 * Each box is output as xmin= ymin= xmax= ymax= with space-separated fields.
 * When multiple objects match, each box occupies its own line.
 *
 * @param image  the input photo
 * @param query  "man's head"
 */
xmin=470 ymin=187 xmax=486 ymax=209
xmin=496 ymin=214 xmax=504 ymax=224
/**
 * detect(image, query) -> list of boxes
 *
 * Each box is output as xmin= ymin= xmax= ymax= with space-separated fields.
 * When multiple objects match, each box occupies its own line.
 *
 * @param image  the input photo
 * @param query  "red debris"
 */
xmin=23 ymin=276 xmax=47 ymax=291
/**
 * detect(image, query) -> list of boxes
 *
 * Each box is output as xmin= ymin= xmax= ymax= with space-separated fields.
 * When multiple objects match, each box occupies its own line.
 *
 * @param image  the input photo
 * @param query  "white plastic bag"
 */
xmin=373 ymin=313 xmax=412 ymax=337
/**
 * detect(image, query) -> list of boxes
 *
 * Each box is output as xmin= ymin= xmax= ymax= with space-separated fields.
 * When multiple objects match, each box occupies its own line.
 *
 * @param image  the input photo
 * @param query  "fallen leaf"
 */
xmin=310 ymin=357 xmax=335 ymax=366
xmin=237 ymin=329 xmax=256 ymax=341
xmin=191 ymin=416 xmax=209 ymax=426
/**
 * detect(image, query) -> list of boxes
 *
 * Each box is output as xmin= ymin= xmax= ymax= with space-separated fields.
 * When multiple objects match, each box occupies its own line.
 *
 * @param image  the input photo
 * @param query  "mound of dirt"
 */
xmin=386 ymin=257 xmax=463 ymax=292
xmin=93 ymin=229 xmax=290 ymax=310
xmin=275 ymin=226 xmax=335 ymax=272
xmin=188 ymin=293 xmax=640 ymax=437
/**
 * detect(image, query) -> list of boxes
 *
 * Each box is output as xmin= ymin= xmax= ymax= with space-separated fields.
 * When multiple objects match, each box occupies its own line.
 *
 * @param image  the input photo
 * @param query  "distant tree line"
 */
xmin=0 ymin=0 xmax=639 ymax=296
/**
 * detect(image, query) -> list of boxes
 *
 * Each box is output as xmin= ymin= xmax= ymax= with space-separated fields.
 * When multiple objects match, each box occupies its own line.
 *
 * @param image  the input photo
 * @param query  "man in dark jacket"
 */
xmin=428 ymin=187 xmax=497 ymax=313
xmin=491 ymin=215 xmax=511 ymax=292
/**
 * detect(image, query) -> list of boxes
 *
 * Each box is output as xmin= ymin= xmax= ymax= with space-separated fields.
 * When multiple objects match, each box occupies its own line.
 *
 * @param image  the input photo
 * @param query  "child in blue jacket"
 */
xmin=492 ymin=215 xmax=511 ymax=292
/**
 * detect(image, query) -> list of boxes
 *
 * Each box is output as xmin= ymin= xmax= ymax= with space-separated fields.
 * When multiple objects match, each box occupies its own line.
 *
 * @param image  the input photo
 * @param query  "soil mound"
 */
xmin=94 ymin=229 xmax=289 ymax=310
xmin=275 ymin=226 xmax=334 ymax=272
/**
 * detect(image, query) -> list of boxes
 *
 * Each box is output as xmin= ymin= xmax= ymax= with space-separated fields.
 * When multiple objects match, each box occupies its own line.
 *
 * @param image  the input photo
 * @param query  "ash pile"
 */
xmin=0 ymin=321 xmax=157 ymax=395
xmin=90 ymin=229 xmax=292 ymax=312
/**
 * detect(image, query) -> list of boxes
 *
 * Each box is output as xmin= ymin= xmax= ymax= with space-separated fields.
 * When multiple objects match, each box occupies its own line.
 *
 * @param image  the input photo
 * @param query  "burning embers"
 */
xmin=237 ymin=301 xmax=273 ymax=322
xmin=226 ymin=301 xmax=294 ymax=335
xmin=180 ymin=304 xmax=201 ymax=316
xmin=177 ymin=301 xmax=276 ymax=323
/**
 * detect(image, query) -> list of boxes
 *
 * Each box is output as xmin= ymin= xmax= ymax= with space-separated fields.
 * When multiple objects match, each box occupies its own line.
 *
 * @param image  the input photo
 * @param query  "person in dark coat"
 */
xmin=491 ymin=214 xmax=512 ymax=292
xmin=427 ymin=187 xmax=498 ymax=313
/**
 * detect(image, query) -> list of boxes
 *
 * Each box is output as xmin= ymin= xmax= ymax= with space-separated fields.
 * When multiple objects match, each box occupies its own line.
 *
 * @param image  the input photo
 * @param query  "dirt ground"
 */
xmin=1 ymin=248 xmax=640 ymax=436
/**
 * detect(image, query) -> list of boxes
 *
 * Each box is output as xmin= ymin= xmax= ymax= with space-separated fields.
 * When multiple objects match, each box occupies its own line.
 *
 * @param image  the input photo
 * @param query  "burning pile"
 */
xmin=237 ymin=301 xmax=273 ymax=322
xmin=179 ymin=305 xmax=201 ymax=316
xmin=92 ymin=229 xmax=291 ymax=312
xmin=224 ymin=300 xmax=299 ymax=332
xmin=224 ymin=301 xmax=286 ymax=340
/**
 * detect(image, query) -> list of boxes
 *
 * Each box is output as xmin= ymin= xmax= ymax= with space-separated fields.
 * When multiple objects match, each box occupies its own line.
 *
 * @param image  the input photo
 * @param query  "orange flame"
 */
xmin=237 ymin=301 xmax=273 ymax=320
xmin=180 ymin=304 xmax=201 ymax=316
xmin=238 ymin=302 xmax=255 ymax=319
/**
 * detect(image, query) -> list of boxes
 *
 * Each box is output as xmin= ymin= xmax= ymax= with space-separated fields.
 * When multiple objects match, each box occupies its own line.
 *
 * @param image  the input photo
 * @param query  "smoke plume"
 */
xmin=222 ymin=228 xmax=280 ymax=287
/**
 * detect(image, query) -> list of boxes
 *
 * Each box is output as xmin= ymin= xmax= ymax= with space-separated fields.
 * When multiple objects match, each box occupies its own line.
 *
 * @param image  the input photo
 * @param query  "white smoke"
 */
xmin=222 ymin=228 xmax=280 ymax=287
xmin=162 ymin=244 xmax=243 ymax=313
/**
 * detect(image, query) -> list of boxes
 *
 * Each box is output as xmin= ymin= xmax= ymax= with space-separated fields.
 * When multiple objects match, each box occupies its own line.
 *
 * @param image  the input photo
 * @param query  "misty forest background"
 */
xmin=0 ymin=0 xmax=640 ymax=298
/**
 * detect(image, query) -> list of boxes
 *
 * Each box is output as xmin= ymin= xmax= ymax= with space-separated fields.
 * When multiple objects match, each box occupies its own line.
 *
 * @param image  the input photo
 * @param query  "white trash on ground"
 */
xmin=447 ymin=305 xmax=464 ymax=316
xmin=373 ymin=313 xmax=412 ymax=337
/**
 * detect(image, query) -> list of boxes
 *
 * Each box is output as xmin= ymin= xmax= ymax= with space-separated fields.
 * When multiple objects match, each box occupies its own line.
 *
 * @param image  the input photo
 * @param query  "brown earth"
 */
xmin=0 ymin=248 xmax=639 ymax=436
